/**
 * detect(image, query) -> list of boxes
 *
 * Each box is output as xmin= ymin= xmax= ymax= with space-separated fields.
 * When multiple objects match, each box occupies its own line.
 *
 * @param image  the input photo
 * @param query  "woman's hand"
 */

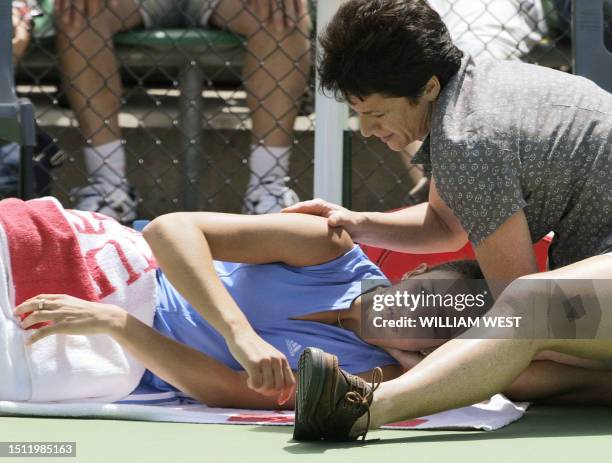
xmin=14 ymin=294 xmax=127 ymax=345
xmin=12 ymin=4 xmax=32 ymax=64
xmin=227 ymin=330 xmax=295 ymax=405
xmin=282 ymin=199 xmax=365 ymax=237
xmin=249 ymin=0 xmax=308 ymax=32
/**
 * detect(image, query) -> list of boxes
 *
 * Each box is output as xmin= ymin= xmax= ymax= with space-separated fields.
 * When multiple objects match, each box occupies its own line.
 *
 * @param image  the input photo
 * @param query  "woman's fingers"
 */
xmin=283 ymin=0 xmax=296 ymax=28
xmin=272 ymin=358 xmax=284 ymax=392
xmin=250 ymin=0 xmax=269 ymax=22
xmin=20 ymin=310 xmax=65 ymax=329
xmin=14 ymin=295 xmax=58 ymax=315
xmin=247 ymin=357 xmax=295 ymax=403
xmin=278 ymin=360 xmax=296 ymax=405
xmin=247 ymin=365 xmax=264 ymax=392
xmin=272 ymin=0 xmax=285 ymax=32
xmin=230 ymin=334 xmax=294 ymax=400
xmin=259 ymin=359 xmax=275 ymax=394
xmin=14 ymin=296 xmax=124 ymax=340
xmin=295 ymin=0 xmax=306 ymax=19
xmin=282 ymin=198 xmax=340 ymax=217
xmin=27 ymin=321 xmax=74 ymax=345
xmin=54 ymin=0 xmax=67 ymax=24
xmin=327 ymin=210 xmax=351 ymax=227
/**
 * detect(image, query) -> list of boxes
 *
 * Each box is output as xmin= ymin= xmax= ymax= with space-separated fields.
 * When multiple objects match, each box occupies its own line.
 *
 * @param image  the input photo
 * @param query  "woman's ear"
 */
xmin=413 ymin=262 xmax=429 ymax=274
xmin=402 ymin=262 xmax=429 ymax=279
xmin=423 ymin=76 xmax=441 ymax=101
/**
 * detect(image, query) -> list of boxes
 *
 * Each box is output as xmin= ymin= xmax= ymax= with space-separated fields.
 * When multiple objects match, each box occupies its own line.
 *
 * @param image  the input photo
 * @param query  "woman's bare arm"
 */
xmin=142 ymin=212 xmax=355 ymax=403
xmin=142 ymin=211 xmax=354 ymax=341
xmin=283 ymin=178 xmax=469 ymax=253
xmin=144 ymin=212 xmax=354 ymax=266
xmin=17 ymin=295 xmax=288 ymax=409
xmin=113 ymin=312 xmax=289 ymax=408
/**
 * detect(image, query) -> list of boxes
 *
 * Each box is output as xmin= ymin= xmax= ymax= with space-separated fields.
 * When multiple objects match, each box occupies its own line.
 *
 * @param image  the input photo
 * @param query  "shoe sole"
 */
xmin=293 ymin=347 xmax=330 ymax=440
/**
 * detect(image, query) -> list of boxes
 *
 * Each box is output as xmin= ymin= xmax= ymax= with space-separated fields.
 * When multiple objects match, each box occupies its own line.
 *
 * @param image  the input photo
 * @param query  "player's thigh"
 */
xmin=210 ymin=0 xmax=309 ymax=36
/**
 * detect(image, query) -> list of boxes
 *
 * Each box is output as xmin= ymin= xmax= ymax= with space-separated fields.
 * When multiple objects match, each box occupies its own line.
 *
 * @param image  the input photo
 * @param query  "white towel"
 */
xmin=0 ymin=198 xmax=157 ymax=403
xmin=0 ymin=224 xmax=30 ymax=401
xmin=0 ymin=394 xmax=528 ymax=431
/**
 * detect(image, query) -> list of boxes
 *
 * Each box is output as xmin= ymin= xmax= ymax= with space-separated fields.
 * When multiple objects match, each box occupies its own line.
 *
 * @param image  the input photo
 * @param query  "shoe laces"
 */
xmin=343 ymin=367 xmax=383 ymax=441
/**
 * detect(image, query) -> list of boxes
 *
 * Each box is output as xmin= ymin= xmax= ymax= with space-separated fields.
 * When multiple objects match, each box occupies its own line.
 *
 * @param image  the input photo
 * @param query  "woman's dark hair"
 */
xmin=318 ymin=0 xmax=464 ymax=102
xmin=429 ymin=260 xmax=484 ymax=280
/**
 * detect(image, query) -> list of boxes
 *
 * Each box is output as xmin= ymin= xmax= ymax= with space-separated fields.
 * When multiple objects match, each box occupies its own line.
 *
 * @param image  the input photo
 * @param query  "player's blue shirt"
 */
xmin=125 ymin=245 xmax=395 ymax=403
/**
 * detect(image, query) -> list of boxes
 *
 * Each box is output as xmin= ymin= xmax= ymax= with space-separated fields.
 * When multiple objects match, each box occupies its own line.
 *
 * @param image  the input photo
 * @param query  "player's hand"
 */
xmin=14 ymin=294 xmax=127 ymax=344
xmin=12 ymin=4 xmax=32 ymax=64
xmin=227 ymin=330 xmax=295 ymax=405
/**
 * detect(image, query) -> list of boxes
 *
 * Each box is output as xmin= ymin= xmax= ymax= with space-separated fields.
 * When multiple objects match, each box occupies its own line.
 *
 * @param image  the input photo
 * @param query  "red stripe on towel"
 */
xmin=385 ymin=419 xmax=429 ymax=428
xmin=227 ymin=414 xmax=295 ymax=424
xmin=0 ymin=198 xmax=98 ymax=306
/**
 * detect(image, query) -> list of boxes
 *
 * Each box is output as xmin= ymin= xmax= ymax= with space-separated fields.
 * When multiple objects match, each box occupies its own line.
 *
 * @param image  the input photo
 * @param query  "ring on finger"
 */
xmin=37 ymin=298 xmax=46 ymax=311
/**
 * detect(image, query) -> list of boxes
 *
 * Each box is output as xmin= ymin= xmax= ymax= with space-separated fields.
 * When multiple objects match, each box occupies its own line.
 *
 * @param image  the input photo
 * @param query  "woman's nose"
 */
xmin=359 ymin=114 xmax=375 ymax=138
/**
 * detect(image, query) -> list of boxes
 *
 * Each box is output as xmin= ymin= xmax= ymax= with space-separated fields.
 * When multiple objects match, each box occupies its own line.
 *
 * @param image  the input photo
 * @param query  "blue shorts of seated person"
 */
xmin=125 ymin=245 xmax=395 ymax=403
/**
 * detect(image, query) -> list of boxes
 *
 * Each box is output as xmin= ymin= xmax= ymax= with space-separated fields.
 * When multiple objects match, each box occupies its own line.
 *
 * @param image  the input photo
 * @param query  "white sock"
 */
xmin=248 ymin=145 xmax=291 ymax=187
xmin=84 ymin=140 xmax=126 ymax=188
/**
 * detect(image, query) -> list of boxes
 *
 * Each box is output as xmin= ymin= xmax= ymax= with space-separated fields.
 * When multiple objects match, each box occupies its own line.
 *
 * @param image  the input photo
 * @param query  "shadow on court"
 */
xmin=281 ymin=405 xmax=612 ymax=454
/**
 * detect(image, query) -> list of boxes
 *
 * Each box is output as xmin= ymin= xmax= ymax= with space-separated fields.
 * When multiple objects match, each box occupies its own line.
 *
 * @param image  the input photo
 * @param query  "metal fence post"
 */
xmin=314 ymin=0 xmax=347 ymax=205
xmin=179 ymin=63 xmax=204 ymax=211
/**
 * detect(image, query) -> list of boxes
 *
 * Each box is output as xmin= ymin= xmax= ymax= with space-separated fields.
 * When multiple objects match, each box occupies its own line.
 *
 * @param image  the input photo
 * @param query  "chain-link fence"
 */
xmin=5 ymin=0 xmax=612 ymax=220
xmin=10 ymin=0 xmax=314 ymax=222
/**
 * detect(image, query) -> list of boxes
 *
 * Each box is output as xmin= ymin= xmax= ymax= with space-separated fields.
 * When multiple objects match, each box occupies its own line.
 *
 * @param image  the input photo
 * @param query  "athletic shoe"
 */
xmin=242 ymin=176 xmax=299 ymax=214
xmin=293 ymin=347 xmax=383 ymax=441
xmin=72 ymin=180 xmax=138 ymax=224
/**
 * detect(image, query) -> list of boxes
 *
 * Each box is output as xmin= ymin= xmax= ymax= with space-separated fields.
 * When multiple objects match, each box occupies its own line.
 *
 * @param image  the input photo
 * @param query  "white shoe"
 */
xmin=71 ymin=181 xmax=138 ymax=224
xmin=242 ymin=176 xmax=300 ymax=214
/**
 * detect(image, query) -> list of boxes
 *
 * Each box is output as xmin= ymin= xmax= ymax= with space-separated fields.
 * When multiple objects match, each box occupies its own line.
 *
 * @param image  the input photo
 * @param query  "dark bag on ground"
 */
xmin=0 ymin=127 xmax=64 ymax=198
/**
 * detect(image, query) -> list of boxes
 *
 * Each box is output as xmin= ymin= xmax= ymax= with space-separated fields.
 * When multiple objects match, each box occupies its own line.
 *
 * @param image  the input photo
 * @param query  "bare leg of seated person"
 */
xmin=54 ymin=0 xmax=141 ymax=222
xmin=210 ymin=0 xmax=311 ymax=213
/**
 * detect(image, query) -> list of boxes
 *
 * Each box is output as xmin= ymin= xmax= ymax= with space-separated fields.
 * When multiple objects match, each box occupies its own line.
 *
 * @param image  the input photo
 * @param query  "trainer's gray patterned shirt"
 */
xmin=412 ymin=55 xmax=612 ymax=269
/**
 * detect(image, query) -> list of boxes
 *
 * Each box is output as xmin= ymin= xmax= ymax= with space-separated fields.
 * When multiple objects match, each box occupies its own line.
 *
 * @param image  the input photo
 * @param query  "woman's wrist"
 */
xmin=108 ymin=308 xmax=130 ymax=340
xmin=348 ymin=211 xmax=374 ymax=242
xmin=224 ymin=320 xmax=256 ymax=345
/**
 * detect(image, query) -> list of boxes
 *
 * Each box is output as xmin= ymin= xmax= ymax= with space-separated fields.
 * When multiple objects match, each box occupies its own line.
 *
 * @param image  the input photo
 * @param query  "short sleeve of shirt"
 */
xmin=431 ymin=131 xmax=527 ymax=246
xmin=411 ymin=136 xmax=433 ymax=177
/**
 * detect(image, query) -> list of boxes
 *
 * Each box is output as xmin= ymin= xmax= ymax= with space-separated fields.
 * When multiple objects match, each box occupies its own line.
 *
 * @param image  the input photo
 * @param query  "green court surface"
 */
xmin=1 ymin=405 xmax=611 ymax=463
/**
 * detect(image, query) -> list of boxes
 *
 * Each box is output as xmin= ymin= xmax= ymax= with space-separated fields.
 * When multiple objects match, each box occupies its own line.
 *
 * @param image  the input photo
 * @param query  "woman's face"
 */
xmin=361 ymin=265 xmax=465 ymax=353
xmin=348 ymin=77 xmax=440 ymax=152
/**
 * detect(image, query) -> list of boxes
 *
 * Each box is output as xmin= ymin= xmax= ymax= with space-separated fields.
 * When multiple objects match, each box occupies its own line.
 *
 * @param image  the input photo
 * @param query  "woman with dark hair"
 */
xmin=286 ymin=0 xmax=612 ymax=441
